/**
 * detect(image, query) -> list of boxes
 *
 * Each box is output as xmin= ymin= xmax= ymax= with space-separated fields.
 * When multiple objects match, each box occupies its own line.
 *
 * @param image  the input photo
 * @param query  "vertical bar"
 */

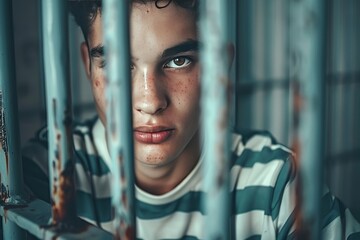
xmin=103 ymin=0 xmax=136 ymax=239
xmin=41 ymin=0 xmax=77 ymax=225
xmin=289 ymin=0 xmax=326 ymax=239
xmin=228 ymin=0 xmax=236 ymax=128
xmin=2 ymin=221 xmax=26 ymax=240
xmin=252 ymin=1 xmax=265 ymax=130
xmin=237 ymin=0 xmax=254 ymax=130
xmin=0 ymin=0 xmax=26 ymax=239
xmin=199 ymin=1 xmax=231 ymax=239
xmin=69 ymin=16 xmax=81 ymax=119
xmin=263 ymin=0 xmax=273 ymax=131
xmin=0 ymin=0 xmax=24 ymax=203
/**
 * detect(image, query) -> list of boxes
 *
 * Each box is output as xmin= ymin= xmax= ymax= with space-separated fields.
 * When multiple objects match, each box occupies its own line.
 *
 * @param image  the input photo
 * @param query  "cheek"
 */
xmin=92 ymin=78 xmax=106 ymax=106
xmin=169 ymin=74 xmax=201 ymax=110
xmin=93 ymin=79 xmax=102 ymax=94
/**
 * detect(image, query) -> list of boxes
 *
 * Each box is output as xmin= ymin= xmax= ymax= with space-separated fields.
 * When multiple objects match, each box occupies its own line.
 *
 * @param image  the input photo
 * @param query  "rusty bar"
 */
xmin=289 ymin=0 xmax=326 ymax=239
xmin=102 ymin=0 xmax=136 ymax=239
xmin=41 ymin=0 xmax=77 ymax=226
xmin=0 ymin=0 xmax=25 ymax=205
xmin=199 ymin=0 xmax=231 ymax=239
xmin=0 ymin=0 xmax=27 ymax=239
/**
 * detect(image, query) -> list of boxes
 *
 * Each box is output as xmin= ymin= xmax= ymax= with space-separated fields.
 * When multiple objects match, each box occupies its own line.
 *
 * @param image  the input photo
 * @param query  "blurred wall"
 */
xmin=236 ymin=0 xmax=360 ymax=219
xmin=13 ymin=0 xmax=95 ymax=149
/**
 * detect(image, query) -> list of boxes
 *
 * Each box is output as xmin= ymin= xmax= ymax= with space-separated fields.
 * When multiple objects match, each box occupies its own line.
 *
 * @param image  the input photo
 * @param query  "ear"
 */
xmin=227 ymin=43 xmax=235 ymax=71
xmin=80 ymin=42 xmax=91 ymax=80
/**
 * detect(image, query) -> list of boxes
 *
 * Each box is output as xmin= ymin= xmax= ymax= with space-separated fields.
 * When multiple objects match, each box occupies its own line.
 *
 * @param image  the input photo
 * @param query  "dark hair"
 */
xmin=68 ymin=0 xmax=198 ymax=39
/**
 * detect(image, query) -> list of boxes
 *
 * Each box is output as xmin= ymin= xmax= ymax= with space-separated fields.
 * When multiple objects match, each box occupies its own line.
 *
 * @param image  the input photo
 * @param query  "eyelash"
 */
xmin=163 ymin=56 xmax=193 ymax=69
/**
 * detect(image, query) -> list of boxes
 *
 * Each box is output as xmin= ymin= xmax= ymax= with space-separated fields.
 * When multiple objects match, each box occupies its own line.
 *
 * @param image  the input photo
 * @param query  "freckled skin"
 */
xmin=80 ymin=3 xmax=201 ymax=194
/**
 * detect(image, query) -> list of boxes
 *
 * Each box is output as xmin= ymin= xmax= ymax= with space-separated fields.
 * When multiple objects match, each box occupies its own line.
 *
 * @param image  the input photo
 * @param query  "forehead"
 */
xmin=87 ymin=3 xmax=197 ymax=48
xmin=131 ymin=3 xmax=197 ymax=43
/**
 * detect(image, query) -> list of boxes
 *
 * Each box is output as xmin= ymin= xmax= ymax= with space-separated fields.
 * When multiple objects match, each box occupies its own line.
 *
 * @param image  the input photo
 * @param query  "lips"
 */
xmin=134 ymin=126 xmax=174 ymax=144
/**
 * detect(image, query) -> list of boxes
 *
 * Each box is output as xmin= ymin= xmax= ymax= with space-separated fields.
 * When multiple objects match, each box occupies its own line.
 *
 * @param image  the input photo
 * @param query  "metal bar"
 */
xmin=228 ymin=0 xmax=237 ymax=128
xmin=0 ymin=199 xmax=113 ymax=239
xmin=263 ymin=0 xmax=273 ymax=132
xmin=103 ymin=0 xmax=136 ymax=239
xmin=0 ymin=0 xmax=27 ymax=239
xmin=236 ymin=0 xmax=254 ymax=130
xmin=2 ymin=221 xmax=25 ymax=240
xmin=199 ymin=1 xmax=231 ymax=239
xmin=41 ymin=0 xmax=77 ymax=226
xmin=345 ymin=0 xmax=354 ymax=153
xmin=69 ymin=16 xmax=81 ymax=119
xmin=289 ymin=0 xmax=326 ymax=239
xmin=0 ymin=0 xmax=25 ymax=204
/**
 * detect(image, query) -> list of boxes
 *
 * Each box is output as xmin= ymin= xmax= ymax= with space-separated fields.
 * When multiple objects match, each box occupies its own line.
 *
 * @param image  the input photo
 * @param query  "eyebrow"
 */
xmin=161 ymin=40 xmax=200 ymax=59
xmin=89 ymin=40 xmax=200 ymax=59
xmin=90 ymin=44 xmax=105 ymax=58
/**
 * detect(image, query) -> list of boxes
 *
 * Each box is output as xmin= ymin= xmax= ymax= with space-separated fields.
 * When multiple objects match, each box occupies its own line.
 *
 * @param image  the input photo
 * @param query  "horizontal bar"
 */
xmin=0 ymin=199 xmax=112 ymax=239
xmin=103 ymin=0 xmax=136 ymax=238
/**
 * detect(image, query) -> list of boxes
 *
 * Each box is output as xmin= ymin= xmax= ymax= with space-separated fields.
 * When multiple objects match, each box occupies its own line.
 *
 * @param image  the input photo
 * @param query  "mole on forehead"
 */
xmin=132 ymin=4 xmax=154 ymax=13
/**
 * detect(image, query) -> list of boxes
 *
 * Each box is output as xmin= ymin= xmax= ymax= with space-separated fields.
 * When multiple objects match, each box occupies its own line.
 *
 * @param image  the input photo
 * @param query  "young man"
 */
xmin=22 ymin=0 xmax=360 ymax=239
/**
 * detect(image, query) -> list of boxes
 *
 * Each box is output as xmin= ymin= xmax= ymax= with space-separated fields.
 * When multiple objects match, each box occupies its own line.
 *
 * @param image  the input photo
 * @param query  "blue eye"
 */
xmin=164 ymin=57 xmax=191 ymax=69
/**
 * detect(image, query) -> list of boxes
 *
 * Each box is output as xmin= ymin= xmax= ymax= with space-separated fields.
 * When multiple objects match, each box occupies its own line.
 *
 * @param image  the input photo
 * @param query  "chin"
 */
xmin=135 ymin=152 xmax=173 ymax=168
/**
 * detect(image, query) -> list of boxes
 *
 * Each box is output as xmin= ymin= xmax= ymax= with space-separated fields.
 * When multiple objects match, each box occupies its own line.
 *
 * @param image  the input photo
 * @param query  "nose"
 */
xmin=133 ymin=68 xmax=168 ymax=115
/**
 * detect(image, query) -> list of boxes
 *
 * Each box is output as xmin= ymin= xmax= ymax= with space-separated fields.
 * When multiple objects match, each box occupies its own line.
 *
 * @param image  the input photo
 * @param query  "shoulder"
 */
xmin=230 ymin=129 xmax=295 ymax=177
xmin=230 ymin=129 xmax=297 ymax=237
xmin=71 ymin=117 xmax=111 ymax=176
xmin=23 ymin=116 xmax=98 ymax=148
xmin=321 ymin=189 xmax=360 ymax=239
xmin=22 ymin=116 xmax=103 ymax=188
xmin=22 ymin=117 xmax=98 ymax=159
xmin=73 ymin=116 xmax=98 ymax=135
xmin=21 ymin=119 xmax=97 ymax=202
xmin=230 ymin=129 xmax=296 ymax=202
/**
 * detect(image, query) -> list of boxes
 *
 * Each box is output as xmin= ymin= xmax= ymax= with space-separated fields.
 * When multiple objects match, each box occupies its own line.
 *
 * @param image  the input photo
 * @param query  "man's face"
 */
xmin=81 ymin=3 xmax=200 ymax=176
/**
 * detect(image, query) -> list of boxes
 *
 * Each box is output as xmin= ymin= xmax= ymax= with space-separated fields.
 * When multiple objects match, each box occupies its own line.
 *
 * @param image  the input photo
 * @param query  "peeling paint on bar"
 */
xmin=41 ymin=0 xmax=77 ymax=228
xmin=0 ymin=0 xmax=27 ymax=238
xmin=199 ymin=0 xmax=231 ymax=239
xmin=0 ymin=0 xmax=24 ymax=204
xmin=0 ymin=91 xmax=9 ymax=176
xmin=103 ymin=0 xmax=136 ymax=239
xmin=290 ymin=0 xmax=326 ymax=239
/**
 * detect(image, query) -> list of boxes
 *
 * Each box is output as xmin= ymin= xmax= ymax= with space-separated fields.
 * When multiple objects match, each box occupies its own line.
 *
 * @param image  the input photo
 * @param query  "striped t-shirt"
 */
xmin=22 ymin=117 xmax=360 ymax=239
